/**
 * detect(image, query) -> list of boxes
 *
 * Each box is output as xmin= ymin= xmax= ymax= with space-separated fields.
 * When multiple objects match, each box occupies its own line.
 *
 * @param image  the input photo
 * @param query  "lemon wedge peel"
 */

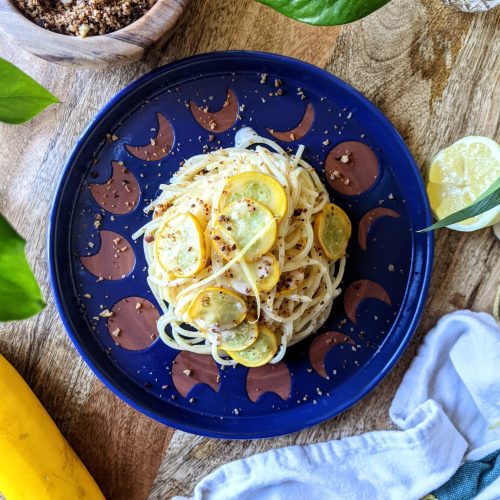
xmin=425 ymin=136 xmax=500 ymax=232
xmin=420 ymin=176 xmax=500 ymax=232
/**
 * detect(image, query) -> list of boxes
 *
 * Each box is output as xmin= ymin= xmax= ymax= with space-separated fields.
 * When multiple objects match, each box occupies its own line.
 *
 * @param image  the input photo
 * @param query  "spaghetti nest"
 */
xmin=134 ymin=128 xmax=351 ymax=367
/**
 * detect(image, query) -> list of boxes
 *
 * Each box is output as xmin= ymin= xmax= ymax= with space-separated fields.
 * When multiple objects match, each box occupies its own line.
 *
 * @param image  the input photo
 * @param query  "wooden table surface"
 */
xmin=0 ymin=1 xmax=499 ymax=498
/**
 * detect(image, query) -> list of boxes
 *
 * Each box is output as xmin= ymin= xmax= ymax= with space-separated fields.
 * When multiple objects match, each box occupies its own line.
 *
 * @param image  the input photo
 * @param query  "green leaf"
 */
xmin=257 ymin=0 xmax=391 ymax=26
xmin=0 ymin=57 xmax=59 ymax=124
xmin=0 ymin=214 xmax=45 ymax=321
xmin=418 ymin=177 xmax=500 ymax=232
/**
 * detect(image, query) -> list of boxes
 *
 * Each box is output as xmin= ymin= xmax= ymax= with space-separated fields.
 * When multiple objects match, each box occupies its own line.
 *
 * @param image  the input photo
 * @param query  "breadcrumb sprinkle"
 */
xmin=16 ymin=0 xmax=157 ymax=37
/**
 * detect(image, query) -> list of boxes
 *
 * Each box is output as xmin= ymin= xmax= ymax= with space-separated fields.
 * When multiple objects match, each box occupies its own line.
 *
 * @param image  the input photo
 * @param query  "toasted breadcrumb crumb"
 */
xmin=16 ymin=0 xmax=157 ymax=37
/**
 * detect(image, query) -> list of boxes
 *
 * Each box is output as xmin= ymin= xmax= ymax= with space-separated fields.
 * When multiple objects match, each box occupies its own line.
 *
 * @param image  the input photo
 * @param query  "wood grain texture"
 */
xmin=0 ymin=0 xmax=189 ymax=68
xmin=0 ymin=0 xmax=498 ymax=499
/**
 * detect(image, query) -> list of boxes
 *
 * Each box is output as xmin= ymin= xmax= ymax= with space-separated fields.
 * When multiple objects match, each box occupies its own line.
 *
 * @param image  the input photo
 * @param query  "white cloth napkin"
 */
xmin=175 ymin=311 xmax=500 ymax=500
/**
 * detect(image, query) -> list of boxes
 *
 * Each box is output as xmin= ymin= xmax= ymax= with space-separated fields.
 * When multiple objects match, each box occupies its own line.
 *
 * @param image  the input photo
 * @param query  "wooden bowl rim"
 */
xmin=0 ymin=0 xmax=186 ymax=62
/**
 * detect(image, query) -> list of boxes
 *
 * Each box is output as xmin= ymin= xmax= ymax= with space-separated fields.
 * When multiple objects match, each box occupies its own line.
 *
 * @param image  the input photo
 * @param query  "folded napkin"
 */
xmin=175 ymin=311 xmax=500 ymax=500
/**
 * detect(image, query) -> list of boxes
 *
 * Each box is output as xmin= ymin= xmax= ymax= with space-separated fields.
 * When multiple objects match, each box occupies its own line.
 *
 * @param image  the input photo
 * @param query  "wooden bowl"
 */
xmin=0 ymin=0 xmax=189 ymax=68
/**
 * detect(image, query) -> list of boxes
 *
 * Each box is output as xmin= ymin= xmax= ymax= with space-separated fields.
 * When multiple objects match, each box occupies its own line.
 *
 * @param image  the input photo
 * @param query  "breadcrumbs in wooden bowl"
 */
xmin=0 ymin=0 xmax=189 ymax=68
xmin=16 ymin=0 xmax=158 ymax=38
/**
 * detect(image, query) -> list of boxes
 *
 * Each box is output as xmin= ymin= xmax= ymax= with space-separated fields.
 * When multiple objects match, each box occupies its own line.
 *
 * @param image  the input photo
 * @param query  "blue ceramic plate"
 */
xmin=49 ymin=51 xmax=433 ymax=439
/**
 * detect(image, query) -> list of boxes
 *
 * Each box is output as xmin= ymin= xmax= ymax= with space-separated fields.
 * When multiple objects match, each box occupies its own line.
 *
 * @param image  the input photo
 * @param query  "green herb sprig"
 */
xmin=257 ymin=0 xmax=391 ymax=26
xmin=419 ymin=177 xmax=500 ymax=232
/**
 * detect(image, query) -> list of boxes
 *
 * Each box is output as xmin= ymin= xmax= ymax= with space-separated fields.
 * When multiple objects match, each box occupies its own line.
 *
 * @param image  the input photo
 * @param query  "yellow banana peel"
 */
xmin=0 ymin=353 xmax=104 ymax=499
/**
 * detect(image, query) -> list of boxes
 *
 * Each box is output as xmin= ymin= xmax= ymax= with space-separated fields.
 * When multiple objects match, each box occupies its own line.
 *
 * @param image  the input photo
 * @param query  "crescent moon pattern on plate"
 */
xmin=106 ymin=297 xmax=159 ymax=350
xmin=309 ymin=331 xmax=355 ymax=378
xmin=80 ymin=230 xmax=135 ymax=280
xmin=344 ymin=280 xmax=392 ymax=324
xmin=267 ymin=102 xmax=315 ymax=142
xmin=125 ymin=112 xmax=174 ymax=161
xmin=89 ymin=161 xmax=140 ymax=214
xmin=325 ymin=141 xmax=380 ymax=195
xmin=189 ymin=88 xmax=238 ymax=133
xmin=172 ymin=351 xmax=220 ymax=398
xmin=246 ymin=362 xmax=291 ymax=402
xmin=358 ymin=208 xmax=401 ymax=250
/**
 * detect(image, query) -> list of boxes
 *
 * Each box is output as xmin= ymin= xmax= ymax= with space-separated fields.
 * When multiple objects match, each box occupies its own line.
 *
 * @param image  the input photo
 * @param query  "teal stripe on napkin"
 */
xmin=430 ymin=448 xmax=500 ymax=500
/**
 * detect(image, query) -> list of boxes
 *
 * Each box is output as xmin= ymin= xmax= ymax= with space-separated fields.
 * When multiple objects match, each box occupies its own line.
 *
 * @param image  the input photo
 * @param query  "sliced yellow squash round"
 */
xmin=217 ymin=321 xmax=259 ymax=352
xmin=154 ymin=213 xmax=207 ymax=278
xmin=226 ymin=325 xmax=278 ymax=367
xmin=187 ymin=287 xmax=247 ymax=331
xmin=229 ymin=254 xmax=280 ymax=294
xmin=219 ymin=171 xmax=287 ymax=221
xmin=212 ymin=198 xmax=277 ymax=262
xmin=314 ymin=203 xmax=351 ymax=261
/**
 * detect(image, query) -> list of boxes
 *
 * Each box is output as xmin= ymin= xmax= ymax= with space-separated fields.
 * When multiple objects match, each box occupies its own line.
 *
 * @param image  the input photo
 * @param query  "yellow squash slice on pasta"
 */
xmin=219 ymin=171 xmax=287 ymax=221
xmin=212 ymin=198 xmax=277 ymax=262
xmin=226 ymin=325 xmax=278 ymax=367
xmin=228 ymin=254 xmax=280 ymax=294
xmin=314 ymin=203 xmax=351 ymax=261
xmin=187 ymin=287 xmax=247 ymax=331
xmin=154 ymin=213 xmax=207 ymax=278
xmin=217 ymin=320 xmax=259 ymax=352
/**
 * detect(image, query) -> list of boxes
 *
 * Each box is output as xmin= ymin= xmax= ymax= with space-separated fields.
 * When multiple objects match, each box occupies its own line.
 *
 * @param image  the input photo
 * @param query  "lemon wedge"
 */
xmin=154 ymin=213 xmax=207 ymax=278
xmin=187 ymin=287 xmax=247 ymax=331
xmin=226 ymin=325 xmax=278 ymax=367
xmin=314 ymin=203 xmax=351 ymax=261
xmin=426 ymin=136 xmax=500 ymax=231
xmin=219 ymin=172 xmax=287 ymax=221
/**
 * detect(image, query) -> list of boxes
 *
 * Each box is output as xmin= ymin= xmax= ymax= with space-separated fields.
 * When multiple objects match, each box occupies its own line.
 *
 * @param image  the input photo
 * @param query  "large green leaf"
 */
xmin=0 ymin=214 xmax=45 ymax=321
xmin=0 ymin=57 xmax=58 ymax=124
xmin=419 ymin=177 xmax=500 ymax=232
xmin=257 ymin=0 xmax=391 ymax=26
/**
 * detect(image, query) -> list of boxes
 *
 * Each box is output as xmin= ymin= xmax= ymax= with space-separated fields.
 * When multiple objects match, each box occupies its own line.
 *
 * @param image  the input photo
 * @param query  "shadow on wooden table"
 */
xmin=66 ymin=380 xmax=173 ymax=499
